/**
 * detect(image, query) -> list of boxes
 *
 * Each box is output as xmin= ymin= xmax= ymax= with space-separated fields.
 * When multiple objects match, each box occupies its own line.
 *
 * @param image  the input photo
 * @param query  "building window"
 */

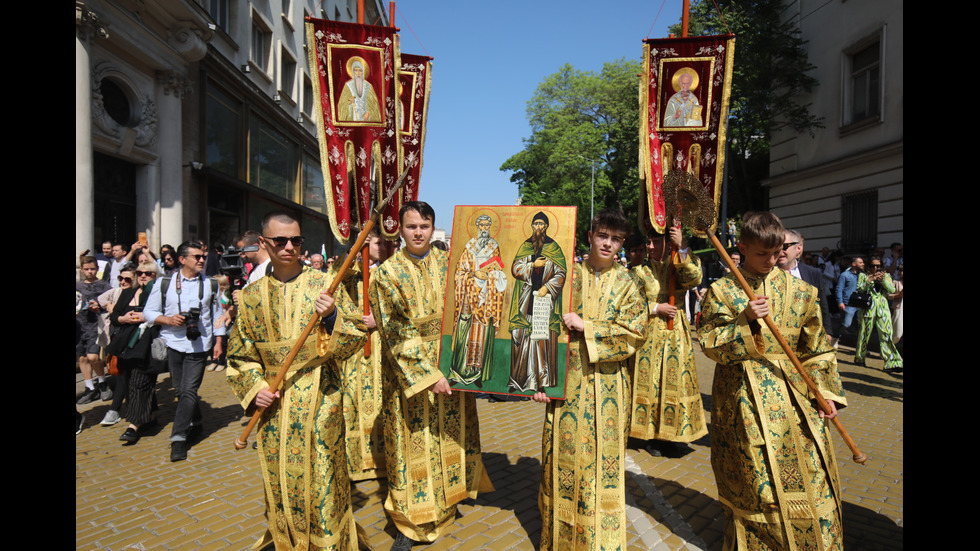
xmin=303 ymin=74 xmax=314 ymax=116
xmin=249 ymin=115 xmax=298 ymax=201
xmin=209 ymin=0 xmax=229 ymax=31
xmin=205 ymin=83 xmax=241 ymax=178
xmin=251 ymin=14 xmax=272 ymax=74
xmin=841 ymin=189 xmax=877 ymax=252
xmin=280 ymin=46 xmax=297 ymax=102
xmin=842 ymin=32 xmax=883 ymax=130
xmin=303 ymin=153 xmax=326 ymax=214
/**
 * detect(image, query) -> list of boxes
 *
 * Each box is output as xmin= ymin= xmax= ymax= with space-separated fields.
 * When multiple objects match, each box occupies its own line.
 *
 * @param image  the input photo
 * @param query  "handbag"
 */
xmin=847 ymin=292 xmax=872 ymax=309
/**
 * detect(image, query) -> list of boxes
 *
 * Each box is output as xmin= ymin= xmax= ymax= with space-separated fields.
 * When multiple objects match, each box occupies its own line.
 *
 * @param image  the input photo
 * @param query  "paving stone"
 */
xmin=77 ymin=345 xmax=902 ymax=550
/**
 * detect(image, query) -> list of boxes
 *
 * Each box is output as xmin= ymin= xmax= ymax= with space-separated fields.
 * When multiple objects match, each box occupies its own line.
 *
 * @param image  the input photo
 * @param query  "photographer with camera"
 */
xmin=853 ymin=255 xmax=903 ymax=373
xmin=143 ymin=241 xmax=226 ymax=461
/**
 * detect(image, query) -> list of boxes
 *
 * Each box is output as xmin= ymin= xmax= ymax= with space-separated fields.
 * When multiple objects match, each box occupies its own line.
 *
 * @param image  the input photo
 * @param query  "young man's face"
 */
xmin=112 ymin=245 xmax=126 ymax=260
xmin=262 ymin=220 xmax=303 ymax=268
xmin=737 ymin=241 xmax=782 ymax=277
xmin=81 ymin=262 xmax=98 ymax=281
xmin=852 ymin=257 xmax=865 ymax=272
xmin=628 ymin=245 xmax=646 ymax=266
xmin=400 ymin=210 xmax=434 ymax=257
xmin=367 ymin=235 xmax=383 ymax=264
xmin=102 ymin=242 xmax=112 ymax=256
xmin=646 ymin=235 xmax=666 ymax=262
xmin=588 ymin=226 xmax=627 ymax=270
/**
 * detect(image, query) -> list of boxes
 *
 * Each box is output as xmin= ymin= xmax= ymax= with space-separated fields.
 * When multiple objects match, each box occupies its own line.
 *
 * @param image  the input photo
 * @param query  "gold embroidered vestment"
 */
xmin=369 ymin=248 xmax=493 ymax=542
xmin=629 ymin=254 xmax=707 ymax=442
xmin=539 ymin=262 xmax=646 ymax=550
xmin=698 ymin=268 xmax=846 ymax=551
xmin=332 ymin=262 xmax=386 ymax=481
xmin=226 ymin=267 xmax=366 ymax=550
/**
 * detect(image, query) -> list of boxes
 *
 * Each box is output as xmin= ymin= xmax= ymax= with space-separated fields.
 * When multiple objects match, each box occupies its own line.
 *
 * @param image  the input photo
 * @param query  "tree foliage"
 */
xmin=503 ymin=1 xmax=822 ymax=237
xmin=501 ymin=59 xmax=642 ymax=246
xmin=670 ymin=0 xmax=821 ymax=212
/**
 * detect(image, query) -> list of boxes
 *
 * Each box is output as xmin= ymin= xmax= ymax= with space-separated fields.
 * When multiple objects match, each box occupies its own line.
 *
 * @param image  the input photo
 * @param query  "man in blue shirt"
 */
xmin=831 ymin=256 xmax=864 ymax=349
xmin=144 ymin=241 xmax=226 ymax=461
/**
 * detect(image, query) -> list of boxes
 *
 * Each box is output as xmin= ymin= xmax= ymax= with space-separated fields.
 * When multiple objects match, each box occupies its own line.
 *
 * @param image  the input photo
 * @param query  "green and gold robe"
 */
xmin=629 ymin=253 xmax=707 ymax=442
xmin=539 ymin=262 xmax=646 ymax=551
xmin=698 ymin=268 xmax=846 ymax=551
xmin=332 ymin=262 xmax=386 ymax=481
xmin=226 ymin=267 xmax=366 ymax=551
xmin=369 ymin=248 xmax=493 ymax=542
xmin=854 ymin=272 xmax=902 ymax=369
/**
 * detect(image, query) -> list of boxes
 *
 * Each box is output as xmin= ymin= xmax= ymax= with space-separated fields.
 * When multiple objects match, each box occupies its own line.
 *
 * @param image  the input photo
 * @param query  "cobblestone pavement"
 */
xmin=76 ymin=340 xmax=902 ymax=550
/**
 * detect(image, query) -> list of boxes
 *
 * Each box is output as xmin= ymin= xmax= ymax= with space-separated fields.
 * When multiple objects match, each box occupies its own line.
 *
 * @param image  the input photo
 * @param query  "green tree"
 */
xmin=500 ymin=59 xmax=642 ymax=245
xmin=670 ymin=0 xmax=821 ymax=212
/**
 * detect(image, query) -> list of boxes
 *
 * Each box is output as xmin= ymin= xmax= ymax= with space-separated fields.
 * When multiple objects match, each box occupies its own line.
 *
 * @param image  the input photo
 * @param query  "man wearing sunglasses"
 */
xmin=227 ymin=211 xmax=368 ymax=549
xmin=777 ymin=229 xmax=822 ymax=289
xmin=144 ymin=241 xmax=226 ymax=461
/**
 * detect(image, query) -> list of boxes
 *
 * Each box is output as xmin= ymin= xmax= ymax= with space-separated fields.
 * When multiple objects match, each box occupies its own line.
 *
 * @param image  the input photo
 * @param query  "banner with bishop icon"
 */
xmin=385 ymin=53 xmax=432 ymax=239
xmin=640 ymin=34 xmax=735 ymax=235
xmin=306 ymin=18 xmax=400 ymax=243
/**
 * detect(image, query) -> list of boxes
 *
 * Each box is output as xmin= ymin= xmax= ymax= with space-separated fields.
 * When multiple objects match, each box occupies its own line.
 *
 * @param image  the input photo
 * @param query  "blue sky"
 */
xmin=390 ymin=0 xmax=684 ymax=231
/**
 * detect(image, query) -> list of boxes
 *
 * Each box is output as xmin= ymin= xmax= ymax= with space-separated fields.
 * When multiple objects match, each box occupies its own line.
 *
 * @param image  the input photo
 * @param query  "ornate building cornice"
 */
xmin=76 ymin=1 xmax=109 ymax=42
xmin=157 ymin=70 xmax=193 ymax=98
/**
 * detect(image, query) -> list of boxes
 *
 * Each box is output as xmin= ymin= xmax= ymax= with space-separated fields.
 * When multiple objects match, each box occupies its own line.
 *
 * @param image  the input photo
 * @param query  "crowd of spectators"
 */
xmin=76 ymin=235 xmax=354 ymax=453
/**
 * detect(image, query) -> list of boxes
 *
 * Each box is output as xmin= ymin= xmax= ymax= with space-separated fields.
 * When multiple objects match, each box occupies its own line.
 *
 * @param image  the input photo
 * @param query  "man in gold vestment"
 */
xmin=629 ymin=227 xmax=707 ymax=455
xmin=335 ymin=227 xmax=388 ymax=480
xmin=369 ymin=202 xmax=493 ymax=550
xmin=227 ymin=212 xmax=366 ymax=550
xmin=699 ymin=211 xmax=846 ymax=551
xmin=533 ymin=209 xmax=646 ymax=551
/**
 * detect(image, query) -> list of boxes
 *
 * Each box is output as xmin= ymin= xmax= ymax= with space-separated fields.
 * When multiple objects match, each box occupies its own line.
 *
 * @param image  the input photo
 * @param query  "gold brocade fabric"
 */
xmin=539 ymin=262 xmax=646 ymax=551
xmin=226 ymin=267 xmax=366 ymax=551
xmin=369 ymin=249 xmax=493 ymax=542
xmin=332 ymin=263 xmax=386 ymax=481
xmin=629 ymin=255 xmax=707 ymax=442
xmin=698 ymin=268 xmax=846 ymax=551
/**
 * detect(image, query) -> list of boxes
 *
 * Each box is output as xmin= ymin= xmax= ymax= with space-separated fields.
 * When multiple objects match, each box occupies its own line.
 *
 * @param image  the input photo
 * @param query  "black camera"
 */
xmin=182 ymin=307 xmax=202 ymax=340
xmin=221 ymin=244 xmax=258 ymax=290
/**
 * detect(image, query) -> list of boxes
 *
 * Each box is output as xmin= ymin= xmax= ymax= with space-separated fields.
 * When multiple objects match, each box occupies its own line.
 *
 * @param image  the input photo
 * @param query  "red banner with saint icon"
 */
xmin=306 ymin=18 xmax=400 ymax=243
xmin=641 ymin=35 xmax=735 ymax=235
xmin=382 ymin=53 xmax=432 ymax=239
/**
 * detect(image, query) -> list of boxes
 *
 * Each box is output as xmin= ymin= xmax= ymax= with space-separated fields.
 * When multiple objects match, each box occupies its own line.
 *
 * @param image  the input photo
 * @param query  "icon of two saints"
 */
xmin=449 ymin=212 xmax=567 ymax=395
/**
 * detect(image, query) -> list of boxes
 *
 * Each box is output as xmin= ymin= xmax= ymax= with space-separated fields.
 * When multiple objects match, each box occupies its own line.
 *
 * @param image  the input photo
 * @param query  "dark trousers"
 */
xmin=125 ymin=360 xmax=159 ymax=427
xmin=109 ymin=363 xmax=129 ymax=412
xmin=167 ymin=349 xmax=207 ymax=441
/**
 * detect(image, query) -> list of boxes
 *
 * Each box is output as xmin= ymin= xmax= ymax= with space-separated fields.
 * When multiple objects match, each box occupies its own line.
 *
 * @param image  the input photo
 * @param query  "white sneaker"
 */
xmin=100 ymin=410 xmax=121 ymax=426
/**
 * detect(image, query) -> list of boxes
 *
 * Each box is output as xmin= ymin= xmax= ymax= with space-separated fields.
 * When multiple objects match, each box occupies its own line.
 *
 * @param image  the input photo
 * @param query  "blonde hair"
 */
xmin=137 ymin=261 xmax=160 ymax=277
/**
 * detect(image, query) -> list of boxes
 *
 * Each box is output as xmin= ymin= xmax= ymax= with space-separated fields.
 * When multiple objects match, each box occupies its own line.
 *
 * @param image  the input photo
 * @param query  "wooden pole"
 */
xmin=362 ymin=238 xmax=371 ymax=358
xmin=682 ymin=0 xmax=690 ymax=37
xmin=389 ymin=1 xmax=396 ymax=28
xmin=707 ymin=233 xmax=868 ymax=464
xmin=358 ymin=0 xmax=364 ymax=24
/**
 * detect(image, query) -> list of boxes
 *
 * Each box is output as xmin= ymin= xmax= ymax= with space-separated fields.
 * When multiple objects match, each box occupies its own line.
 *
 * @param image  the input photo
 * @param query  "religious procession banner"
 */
xmin=640 ymin=34 xmax=735 ymax=235
xmin=438 ymin=206 xmax=577 ymax=400
xmin=382 ymin=53 xmax=432 ymax=239
xmin=306 ymin=18 xmax=400 ymax=243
